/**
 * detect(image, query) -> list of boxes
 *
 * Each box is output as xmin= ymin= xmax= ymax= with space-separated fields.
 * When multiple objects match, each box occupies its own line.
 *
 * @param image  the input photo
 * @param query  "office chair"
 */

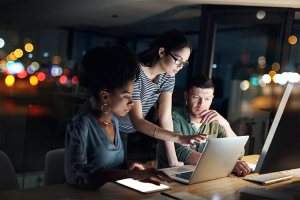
xmin=44 ymin=148 xmax=65 ymax=185
xmin=0 ymin=151 xmax=20 ymax=191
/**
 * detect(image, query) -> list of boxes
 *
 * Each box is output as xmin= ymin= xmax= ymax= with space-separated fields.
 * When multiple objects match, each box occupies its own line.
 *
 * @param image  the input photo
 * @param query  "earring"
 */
xmin=101 ymin=103 xmax=111 ymax=113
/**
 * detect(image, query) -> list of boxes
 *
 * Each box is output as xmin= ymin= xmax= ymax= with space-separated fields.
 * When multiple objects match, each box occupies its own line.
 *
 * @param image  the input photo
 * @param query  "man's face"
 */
xmin=184 ymin=86 xmax=214 ymax=119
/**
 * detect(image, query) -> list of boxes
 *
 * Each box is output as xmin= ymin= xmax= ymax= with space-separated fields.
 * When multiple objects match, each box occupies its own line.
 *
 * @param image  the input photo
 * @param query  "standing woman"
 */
xmin=65 ymin=46 xmax=171 ymax=189
xmin=117 ymin=30 xmax=207 ymax=167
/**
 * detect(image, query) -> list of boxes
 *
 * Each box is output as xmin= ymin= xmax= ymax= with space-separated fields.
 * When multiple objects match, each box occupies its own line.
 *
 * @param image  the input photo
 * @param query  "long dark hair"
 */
xmin=79 ymin=45 xmax=140 ymax=97
xmin=138 ymin=30 xmax=192 ymax=67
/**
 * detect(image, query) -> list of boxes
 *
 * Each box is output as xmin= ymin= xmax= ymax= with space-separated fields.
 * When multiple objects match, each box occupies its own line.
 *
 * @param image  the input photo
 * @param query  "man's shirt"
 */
xmin=157 ymin=106 xmax=226 ymax=169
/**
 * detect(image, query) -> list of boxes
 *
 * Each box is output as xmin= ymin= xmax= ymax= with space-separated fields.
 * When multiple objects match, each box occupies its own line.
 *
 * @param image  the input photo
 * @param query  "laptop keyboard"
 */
xmin=174 ymin=171 xmax=193 ymax=180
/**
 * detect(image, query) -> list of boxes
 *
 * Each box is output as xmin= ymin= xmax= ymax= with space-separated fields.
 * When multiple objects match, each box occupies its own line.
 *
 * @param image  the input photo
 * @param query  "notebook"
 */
xmin=160 ymin=136 xmax=249 ymax=184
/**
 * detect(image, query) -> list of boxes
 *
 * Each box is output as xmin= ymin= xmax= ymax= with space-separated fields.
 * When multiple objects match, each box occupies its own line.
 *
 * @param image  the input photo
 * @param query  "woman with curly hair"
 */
xmin=65 ymin=45 xmax=172 ymax=189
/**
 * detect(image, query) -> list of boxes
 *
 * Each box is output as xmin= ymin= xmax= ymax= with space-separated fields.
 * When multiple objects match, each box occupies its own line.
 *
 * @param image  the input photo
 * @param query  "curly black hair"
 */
xmin=79 ymin=45 xmax=140 ymax=97
xmin=138 ymin=29 xmax=192 ymax=67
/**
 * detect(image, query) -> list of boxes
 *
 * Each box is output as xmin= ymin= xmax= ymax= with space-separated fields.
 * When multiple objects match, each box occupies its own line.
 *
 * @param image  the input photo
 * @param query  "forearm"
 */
xmin=185 ymin=151 xmax=201 ymax=165
xmin=132 ymin=117 xmax=181 ymax=143
xmin=159 ymin=116 xmax=180 ymax=166
xmin=222 ymin=122 xmax=237 ymax=137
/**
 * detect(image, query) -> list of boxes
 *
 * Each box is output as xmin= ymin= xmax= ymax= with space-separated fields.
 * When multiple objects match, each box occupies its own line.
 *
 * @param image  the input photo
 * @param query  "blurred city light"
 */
xmin=249 ymin=76 xmax=259 ymax=86
xmin=256 ymin=10 xmax=266 ymax=20
xmin=37 ymin=72 xmax=46 ymax=81
xmin=287 ymin=72 xmax=300 ymax=83
xmin=6 ymin=61 xmax=24 ymax=74
xmin=271 ymin=62 xmax=280 ymax=71
xmin=288 ymin=35 xmax=297 ymax=45
xmin=51 ymin=65 xmax=63 ymax=76
xmin=5 ymin=75 xmax=15 ymax=87
xmin=262 ymin=74 xmax=271 ymax=84
xmin=14 ymin=49 xmax=24 ymax=58
xmin=27 ymin=65 xmax=36 ymax=74
xmin=43 ymin=52 xmax=49 ymax=57
xmin=272 ymin=74 xmax=285 ymax=85
xmin=52 ymin=56 xmax=61 ymax=65
xmin=0 ymin=38 xmax=5 ymax=48
xmin=24 ymin=43 xmax=34 ymax=52
xmin=71 ymin=76 xmax=78 ymax=84
xmin=29 ymin=75 xmax=38 ymax=86
xmin=16 ymin=70 xmax=28 ymax=79
xmin=31 ymin=61 xmax=40 ymax=70
xmin=59 ymin=75 xmax=67 ymax=85
xmin=240 ymin=80 xmax=250 ymax=91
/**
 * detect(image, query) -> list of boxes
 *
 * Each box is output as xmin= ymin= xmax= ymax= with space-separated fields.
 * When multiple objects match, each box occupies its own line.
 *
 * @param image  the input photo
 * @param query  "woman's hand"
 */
xmin=179 ymin=134 xmax=208 ymax=146
xmin=130 ymin=168 xmax=173 ymax=185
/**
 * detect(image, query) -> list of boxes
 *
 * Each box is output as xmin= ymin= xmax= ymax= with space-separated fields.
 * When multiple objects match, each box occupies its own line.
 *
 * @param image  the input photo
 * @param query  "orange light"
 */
xmin=37 ymin=72 xmax=46 ymax=81
xmin=59 ymin=75 xmax=68 ymax=85
xmin=24 ymin=43 xmax=34 ymax=52
xmin=16 ymin=70 xmax=28 ymax=79
xmin=5 ymin=75 xmax=15 ymax=87
xmin=52 ymin=56 xmax=61 ymax=65
xmin=269 ymin=70 xmax=276 ymax=77
xmin=71 ymin=76 xmax=78 ymax=84
xmin=14 ymin=49 xmax=23 ymax=58
xmin=29 ymin=75 xmax=38 ymax=86
xmin=288 ymin=35 xmax=297 ymax=45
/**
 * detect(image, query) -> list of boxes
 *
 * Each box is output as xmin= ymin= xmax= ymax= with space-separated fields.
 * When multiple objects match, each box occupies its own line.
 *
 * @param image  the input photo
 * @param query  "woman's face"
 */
xmin=160 ymin=47 xmax=191 ymax=77
xmin=109 ymin=81 xmax=134 ymax=116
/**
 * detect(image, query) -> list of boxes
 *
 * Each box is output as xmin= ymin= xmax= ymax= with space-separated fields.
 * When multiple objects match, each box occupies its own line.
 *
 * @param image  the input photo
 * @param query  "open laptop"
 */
xmin=160 ymin=136 xmax=249 ymax=184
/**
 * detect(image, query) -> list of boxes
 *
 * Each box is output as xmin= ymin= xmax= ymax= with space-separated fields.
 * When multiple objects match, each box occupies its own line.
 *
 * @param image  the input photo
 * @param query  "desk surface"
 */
xmin=1 ymin=155 xmax=299 ymax=200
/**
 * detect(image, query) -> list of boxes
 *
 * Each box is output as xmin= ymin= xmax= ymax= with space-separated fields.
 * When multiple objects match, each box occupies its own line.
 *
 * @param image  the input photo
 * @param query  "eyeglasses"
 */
xmin=167 ymin=52 xmax=189 ymax=68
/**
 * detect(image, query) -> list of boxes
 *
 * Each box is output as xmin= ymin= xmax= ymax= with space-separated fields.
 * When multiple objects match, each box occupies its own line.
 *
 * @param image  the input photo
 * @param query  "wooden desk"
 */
xmin=1 ymin=155 xmax=299 ymax=200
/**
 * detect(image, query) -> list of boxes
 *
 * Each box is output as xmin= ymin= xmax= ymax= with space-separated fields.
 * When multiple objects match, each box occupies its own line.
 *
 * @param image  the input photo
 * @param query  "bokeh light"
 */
xmin=249 ymin=76 xmax=259 ymax=86
xmin=256 ymin=10 xmax=266 ymax=20
xmin=14 ymin=49 xmax=24 ymax=58
xmin=72 ymin=76 xmax=78 ymax=84
xmin=24 ymin=43 xmax=34 ymax=52
xmin=16 ymin=70 xmax=28 ymax=79
xmin=271 ymin=62 xmax=280 ymax=71
xmin=258 ymin=56 xmax=266 ymax=66
xmin=262 ymin=74 xmax=271 ymax=84
xmin=31 ymin=61 xmax=40 ymax=70
xmin=59 ymin=75 xmax=68 ymax=85
xmin=288 ymin=35 xmax=297 ymax=45
xmin=29 ymin=75 xmax=38 ymax=86
xmin=5 ymin=75 xmax=15 ymax=87
xmin=37 ymin=72 xmax=46 ymax=81
xmin=52 ymin=56 xmax=61 ymax=65
xmin=240 ymin=80 xmax=250 ymax=91
xmin=27 ymin=65 xmax=36 ymax=74
xmin=51 ymin=65 xmax=63 ymax=76
xmin=0 ymin=38 xmax=5 ymax=48
xmin=6 ymin=61 xmax=24 ymax=74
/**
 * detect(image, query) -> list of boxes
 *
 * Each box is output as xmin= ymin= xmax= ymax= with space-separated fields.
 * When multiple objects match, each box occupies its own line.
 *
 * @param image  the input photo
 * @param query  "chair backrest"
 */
xmin=44 ymin=148 xmax=65 ymax=185
xmin=0 ymin=151 xmax=20 ymax=191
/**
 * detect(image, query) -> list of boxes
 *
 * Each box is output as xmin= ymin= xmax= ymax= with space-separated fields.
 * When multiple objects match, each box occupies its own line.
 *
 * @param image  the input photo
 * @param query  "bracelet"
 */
xmin=153 ymin=126 xmax=159 ymax=138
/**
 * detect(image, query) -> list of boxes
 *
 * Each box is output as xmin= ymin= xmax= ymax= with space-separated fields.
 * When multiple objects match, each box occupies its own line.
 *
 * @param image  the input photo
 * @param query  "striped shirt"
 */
xmin=117 ymin=65 xmax=175 ymax=133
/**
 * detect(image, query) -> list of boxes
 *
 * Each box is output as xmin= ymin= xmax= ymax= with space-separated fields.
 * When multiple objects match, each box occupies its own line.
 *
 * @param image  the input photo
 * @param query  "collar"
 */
xmin=179 ymin=105 xmax=192 ymax=123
